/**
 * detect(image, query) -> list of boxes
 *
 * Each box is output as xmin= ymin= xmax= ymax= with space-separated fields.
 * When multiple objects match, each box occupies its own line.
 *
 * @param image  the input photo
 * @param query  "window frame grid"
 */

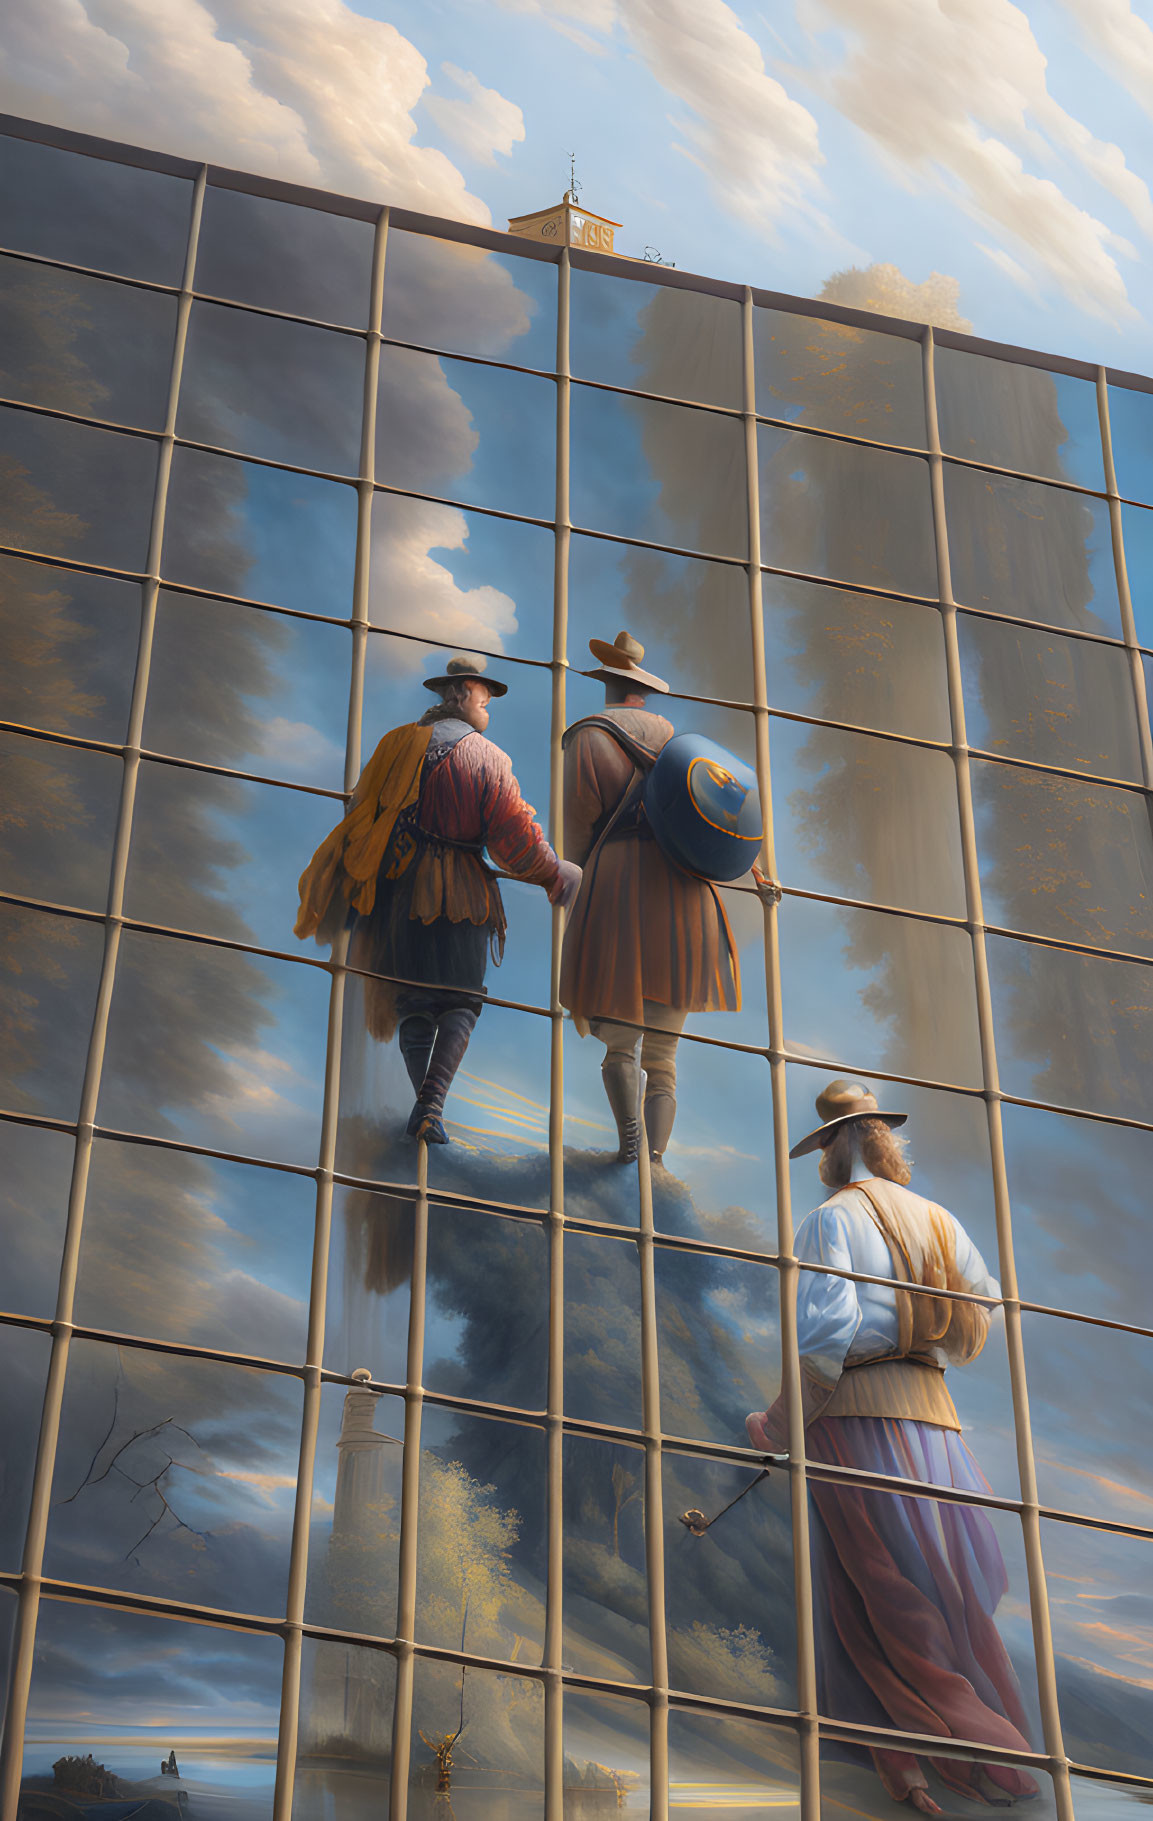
xmin=4 ymin=110 xmax=1153 ymax=1819
xmin=0 ymin=159 xmax=209 ymax=1821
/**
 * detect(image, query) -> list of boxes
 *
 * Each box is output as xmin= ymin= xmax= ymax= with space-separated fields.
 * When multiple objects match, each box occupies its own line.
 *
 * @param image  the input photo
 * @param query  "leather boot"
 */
xmin=644 ymin=1089 xmax=676 ymax=1165
xmin=410 ymin=1007 xmax=478 ymax=1144
xmin=398 ymin=1014 xmax=436 ymax=1094
xmin=602 ymin=1051 xmax=642 ymax=1164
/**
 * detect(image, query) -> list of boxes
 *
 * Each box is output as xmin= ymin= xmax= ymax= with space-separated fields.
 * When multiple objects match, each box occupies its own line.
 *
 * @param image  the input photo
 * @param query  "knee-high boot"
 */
xmin=601 ymin=1051 xmax=643 ymax=1164
xmin=411 ymin=1007 xmax=479 ymax=1144
xmin=644 ymin=1089 xmax=677 ymax=1164
xmin=398 ymin=1013 xmax=436 ymax=1094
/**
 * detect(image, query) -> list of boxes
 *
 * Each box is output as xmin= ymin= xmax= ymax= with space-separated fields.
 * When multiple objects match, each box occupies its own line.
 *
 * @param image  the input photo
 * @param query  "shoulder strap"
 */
xmin=849 ymin=1181 xmax=916 ymax=1358
xmin=561 ymin=714 xmax=662 ymax=768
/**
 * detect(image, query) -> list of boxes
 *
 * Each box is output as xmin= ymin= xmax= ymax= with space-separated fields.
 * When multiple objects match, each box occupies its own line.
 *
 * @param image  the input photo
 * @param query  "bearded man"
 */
xmin=296 ymin=653 xmax=580 ymax=1144
xmin=747 ymin=1080 xmax=1038 ymax=1813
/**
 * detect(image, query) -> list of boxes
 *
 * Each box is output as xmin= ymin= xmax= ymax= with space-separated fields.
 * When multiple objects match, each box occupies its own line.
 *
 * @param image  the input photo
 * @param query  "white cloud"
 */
xmin=495 ymin=0 xmax=825 ymax=234
xmin=0 ymin=0 xmax=523 ymax=224
xmin=370 ymin=495 xmax=520 ymax=660
xmin=424 ymin=62 xmax=526 ymax=166
xmin=809 ymin=0 xmax=1151 ymax=319
xmin=1058 ymin=0 xmax=1153 ymax=119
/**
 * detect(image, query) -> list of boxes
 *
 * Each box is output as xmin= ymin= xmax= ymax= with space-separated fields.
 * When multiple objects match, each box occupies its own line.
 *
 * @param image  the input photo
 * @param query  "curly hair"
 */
xmin=419 ymin=678 xmax=480 ymax=725
xmin=818 ymin=1115 xmax=912 ymax=1189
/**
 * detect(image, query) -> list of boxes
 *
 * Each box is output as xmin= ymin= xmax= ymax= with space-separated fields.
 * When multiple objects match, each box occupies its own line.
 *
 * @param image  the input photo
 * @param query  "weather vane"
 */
xmin=564 ymin=151 xmax=582 ymax=204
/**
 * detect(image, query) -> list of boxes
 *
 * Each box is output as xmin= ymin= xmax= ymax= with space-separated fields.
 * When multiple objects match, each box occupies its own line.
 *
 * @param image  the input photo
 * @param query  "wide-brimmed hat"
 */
xmin=587 ymin=630 xmax=669 ymax=694
xmin=788 ymin=1078 xmax=907 ymax=1159
xmin=422 ymin=652 xmax=507 ymax=698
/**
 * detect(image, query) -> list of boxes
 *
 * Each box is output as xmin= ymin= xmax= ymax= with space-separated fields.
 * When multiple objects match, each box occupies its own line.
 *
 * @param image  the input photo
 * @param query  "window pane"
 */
xmin=337 ymin=989 xmax=552 ymax=1208
xmin=1025 ymin=1311 xmax=1153 ymax=1526
xmin=571 ymin=268 xmax=742 ymax=407
xmin=652 ymin=1040 xmax=777 ymax=1255
xmin=569 ymin=533 xmax=752 ymax=704
xmin=657 ymin=1248 xmax=780 ymax=1448
xmin=779 ymin=896 xmax=983 ymax=1088
xmin=0 ymin=1322 xmax=51 ymax=1568
xmin=305 ymin=1378 xmax=403 ymax=1636
xmin=125 ymin=762 xmax=339 ymax=950
xmin=1122 ymin=502 xmax=1153 ymax=646
xmin=788 ymin=1064 xmax=998 ymax=1270
xmin=772 ymin=719 xmax=966 ymax=917
xmin=945 ymin=465 xmax=1121 ymax=636
xmin=0 ymin=406 xmax=157 ymax=571
xmin=565 ymin=1687 xmax=649 ymax=1808
xmin=673 ymin=1715 xmax=799 ymax=1814
xmin=98 ymin=931 xmax=330 ymax=1164
xmin=45 ymin=1338 xmax=302 ymax=1615
xmin=961 ymin=613 xmax=1142 ymax=781
xmin=409 ymin=1656 xmax=543 ymax=1804
xmin=0 ymin=1119 xmax=72 ymax=1319
xmin=936 ymin=348 xmax=1104 ymax=487
xmin=75 ymin=1138 xmax=315 ymax=1359
xmin=809 ymin=1481 xmax=1038 ymax=1751
xmin=755 ymin=308 xmax=926 ymax=448
xmin=368 ymin=491 xmax=555 ymax=665
xmin=763 ymin=574 xmax=951 ymax=742
xmin=564 ymin=1434 xmax=650 ymax=1684
xmin=381 ymin=227 xmax=557 ymax=370
xmin=196 ymin=186 xmax=374 ymax=325
xmin=0 ymin=137 xmax=192 ymax=284
xmin=1071 ymin=1775 xmax=1153 ymax=1819
xmin=0 ymin=902 xmax=104 ymax=1119
xmin=759 ymin=425 xmax=937 ymax=597
xmin=0 ymin=730 xmax=121 ymax=912
xmin=572 ymin=387 xmax=746 ymax=557
xmin=820 ymin=1739 xmax=1054 ymax=1816
xmin=987 ymin=934 xmax=1153 ymax=1121
xmin=665 ymin=1449 xmax=796 ymax=1706
xmin=1044 ymin=1517 xmax=1153 ymax=1777
xmin=1107 ymin=380 xmax=1153 ymax=506
xmin=295 ymin=1636 xmax=395 ymax=1817
xmin=145 ymin=593 xmax=352 ymax=791
xmin=416 ymin=1405 xmax=546 ymax=1665
xmin=1002 ymin=1101 xmax=1152 ymax=1325
xmin=21 ymin=1601 xmax=281 ymax=1812
xmin=0 ymin=556 xmax=140 ymax=743
xmin=179 ymin=302 xmax=364 ymax=474
xmin=324 ymin=1184 xmax=412 ymax=1385
xmin=974 ymin=760 xmax=1153 ymax=953
xmin=0 ymin=255 xmax=177 ymax=428
xmin=376 ymin=345 xmax=555 ymax=519
xmin=164 ymin=447 xmax=357 ymax=615
xmin=425 ymin=1204 xmax=547 ymax=1411
xmin=565 ymin=1231 xmax=642 ymax=1429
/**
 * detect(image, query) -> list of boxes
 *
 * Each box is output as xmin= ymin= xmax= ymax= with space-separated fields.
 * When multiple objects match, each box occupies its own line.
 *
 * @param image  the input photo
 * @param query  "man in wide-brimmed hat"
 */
xmin=746 ymin=1079 xmax=1037 ymax=1813
xmin=559 ymin=630 xmax=741 ymax=1165
xmin=297 ymin=653 xmax=580 ymax=1144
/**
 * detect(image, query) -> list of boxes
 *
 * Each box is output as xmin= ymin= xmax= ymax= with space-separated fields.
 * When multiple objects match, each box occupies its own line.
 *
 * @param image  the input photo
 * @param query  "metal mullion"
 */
xmin=924 ymin=326 xmax=1074 ymax=1820
xmin=543 ymin=244 xmax=569 ymax=1821
xmin=270 ymin=201 xmax=388 ymax=1821
xmin=743 ymin=286 xmax=821 ymax=1821
xmin=389 ymin=1141 xmax=429 ymax=1819
xmin=0 ymin=161 xmax=208 ymax=1821
xmin=0 ymin=244 xmax=180 ymax=296
xmin=1098 ymin=371 xmax=1153 ymax=787
xmin=0 ymin=394 xmax=164 ymax=441
xmin=636 ymin=1140 xmax=669 ymax=1818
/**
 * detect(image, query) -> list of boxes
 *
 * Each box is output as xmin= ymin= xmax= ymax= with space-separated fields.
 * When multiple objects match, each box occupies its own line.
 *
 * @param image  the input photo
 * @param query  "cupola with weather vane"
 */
xmin=507 ymin=153 xmax=622 ymax=256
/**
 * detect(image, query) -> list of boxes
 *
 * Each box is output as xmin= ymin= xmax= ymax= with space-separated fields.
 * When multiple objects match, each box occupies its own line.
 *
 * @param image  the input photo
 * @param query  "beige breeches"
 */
xmin=589 ymin=1000 xmax=687 ymax=1097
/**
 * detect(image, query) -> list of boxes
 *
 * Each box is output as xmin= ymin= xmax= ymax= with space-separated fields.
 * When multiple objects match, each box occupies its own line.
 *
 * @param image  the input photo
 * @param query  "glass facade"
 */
xmin=1 ymin=115 xmax=1152 ymax=1821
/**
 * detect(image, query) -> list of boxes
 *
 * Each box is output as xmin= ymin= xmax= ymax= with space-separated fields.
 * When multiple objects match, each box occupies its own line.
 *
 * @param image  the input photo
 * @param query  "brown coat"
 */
xmin=559 ymin=707 xmax=740 ymax=1031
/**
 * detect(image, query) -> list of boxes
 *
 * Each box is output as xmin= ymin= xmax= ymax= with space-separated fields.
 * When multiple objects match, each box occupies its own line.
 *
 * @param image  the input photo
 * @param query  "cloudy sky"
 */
xmin=3 ymin=0 xmax=1153 ymax=373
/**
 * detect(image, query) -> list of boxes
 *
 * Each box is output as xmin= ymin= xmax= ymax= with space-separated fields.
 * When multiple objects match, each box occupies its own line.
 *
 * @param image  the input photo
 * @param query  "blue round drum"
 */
xmin=644 ymin=733 xmax=763 ymax=881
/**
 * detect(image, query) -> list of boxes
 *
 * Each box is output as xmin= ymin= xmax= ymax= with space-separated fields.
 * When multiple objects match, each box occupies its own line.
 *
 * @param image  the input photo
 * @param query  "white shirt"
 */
xmin=793 ymin=1182 xmax=1000 ymax=1387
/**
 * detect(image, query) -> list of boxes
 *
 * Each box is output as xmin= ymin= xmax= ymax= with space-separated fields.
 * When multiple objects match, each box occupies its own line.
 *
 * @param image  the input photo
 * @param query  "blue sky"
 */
xmin=3 ymin=0 xmax=1153 ymax=374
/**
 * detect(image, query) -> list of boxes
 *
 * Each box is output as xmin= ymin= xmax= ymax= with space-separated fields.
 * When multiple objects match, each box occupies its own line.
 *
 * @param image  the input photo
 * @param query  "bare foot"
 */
xmin=908 ymin=1792 xmax=942 ymax=1815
